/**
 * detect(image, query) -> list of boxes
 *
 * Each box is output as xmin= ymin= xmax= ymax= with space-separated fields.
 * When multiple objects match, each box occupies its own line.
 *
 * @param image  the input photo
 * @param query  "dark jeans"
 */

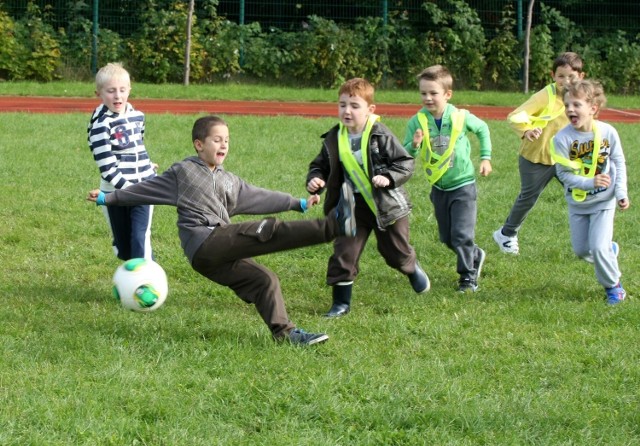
xmin=105 ymin=203 xmax=153 ymax=260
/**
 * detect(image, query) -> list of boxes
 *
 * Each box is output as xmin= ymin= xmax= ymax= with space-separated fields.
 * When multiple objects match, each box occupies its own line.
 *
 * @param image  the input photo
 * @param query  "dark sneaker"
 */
xmin=408 ymin=262 xmax=430 ymax=293
xmin=458 ymin=278 xmax=478 ymax=293
xmin=335 ymin=182 xmax=356 ymax=237
xmin=287 ymin=328 xmax=329 ymax=345
xmin=474 ymin=248 xmax=486 ymax=282
xmin=324 ymin=303 xmax=350 ymax=318
xmin=605 ymin=282 xmax=626 ymax=305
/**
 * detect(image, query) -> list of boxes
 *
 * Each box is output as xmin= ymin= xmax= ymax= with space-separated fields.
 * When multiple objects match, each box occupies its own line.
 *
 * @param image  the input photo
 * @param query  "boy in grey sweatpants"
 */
xmin=88 ymin=116 xmax=356 ymax=344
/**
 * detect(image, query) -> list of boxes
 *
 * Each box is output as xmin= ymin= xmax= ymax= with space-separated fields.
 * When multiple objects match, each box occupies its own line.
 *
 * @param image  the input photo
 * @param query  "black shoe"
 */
xmin=458 ymin=278 xmax=478 ymax=293
xmin=335 ymin=182 xmax=356 ymax=237
xmin=324 ymin=303 xmax=350 ymax=318
xmin=408 ymin=262 xmax=430 ymax=293
xmin=287 ymin=328 xmax=329 ymax=345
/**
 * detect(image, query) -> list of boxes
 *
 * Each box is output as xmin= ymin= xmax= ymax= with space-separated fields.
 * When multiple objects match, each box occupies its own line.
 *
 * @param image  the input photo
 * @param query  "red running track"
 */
xmin=0 ymin=96 xmax=638 ymax=122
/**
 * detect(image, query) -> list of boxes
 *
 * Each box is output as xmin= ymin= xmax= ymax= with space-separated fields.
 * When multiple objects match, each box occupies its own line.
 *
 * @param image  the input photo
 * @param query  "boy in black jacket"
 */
xmin=306 ymin=78 xmax=430 ymax=318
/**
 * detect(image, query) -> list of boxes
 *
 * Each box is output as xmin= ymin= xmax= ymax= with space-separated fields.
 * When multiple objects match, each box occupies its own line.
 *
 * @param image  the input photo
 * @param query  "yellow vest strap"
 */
xmin=338 ymin=114 xmax=380 ymax=213
xmin=509 ymin=83 xmax=564 ymax=129
xmin=550 ymin=121 xmax=601 ymax=202
xmin=416 ymin=110 xmax=465 ymax=185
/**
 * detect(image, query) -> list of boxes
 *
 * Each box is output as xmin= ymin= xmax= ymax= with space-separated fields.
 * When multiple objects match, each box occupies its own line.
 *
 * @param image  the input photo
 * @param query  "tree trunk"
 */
xmin=523 ymin=0 xmax=535 ymax=94
xmin=183 ymin=0 xmax=195 ymax=86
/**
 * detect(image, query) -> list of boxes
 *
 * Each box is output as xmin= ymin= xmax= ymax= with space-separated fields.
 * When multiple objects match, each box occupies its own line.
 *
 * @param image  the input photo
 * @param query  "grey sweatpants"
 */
xmin=569 ymin=207 xmax=621 ymax=288
xmin=430 ymin=183 xmax=483 ymax=281
xmin=502 ymin=156 xmax=558 ymax=237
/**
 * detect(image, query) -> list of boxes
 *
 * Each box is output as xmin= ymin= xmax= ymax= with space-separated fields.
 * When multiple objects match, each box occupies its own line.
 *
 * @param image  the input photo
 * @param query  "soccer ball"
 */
xmin=112 ymin=258 xmax=168 ymax=312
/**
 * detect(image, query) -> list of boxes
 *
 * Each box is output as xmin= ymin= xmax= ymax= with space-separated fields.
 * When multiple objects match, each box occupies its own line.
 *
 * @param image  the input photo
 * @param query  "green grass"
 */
xmin=1 ymin=111 xmax=640 ymax=445
xmin=1 ymin=80 xmax=639 ymax=109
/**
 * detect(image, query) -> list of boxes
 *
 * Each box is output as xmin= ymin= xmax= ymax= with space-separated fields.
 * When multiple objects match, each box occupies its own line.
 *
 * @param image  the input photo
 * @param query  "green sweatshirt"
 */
xmin=403 ymin=103 xmax=492 ymax=191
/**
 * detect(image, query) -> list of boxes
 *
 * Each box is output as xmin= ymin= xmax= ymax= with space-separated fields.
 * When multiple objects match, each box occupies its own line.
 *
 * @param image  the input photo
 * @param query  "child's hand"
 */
xmin=593 ymin=173 xmax=611 ymax=189
xmin=618 ymin=198 xmax=630 ymax=211
xmin=372 ymin=175 xmax=390 ymax=188
xmin=479 ymin=160 xmax=492 ymax=177
xmin=524 ymin=128 xmax=542 ymax=141
xmin=152 ymin=162 xmax=159 ymax=172
xmin=87 ymin=189 xmax=101 ymax=202
xmin=307 ymin=194 xmax=321 ymax=207
xmin=307 ymin=177 xmax=325 ymax=193
xmin=412 ymin=129 xmax=424 ymax=148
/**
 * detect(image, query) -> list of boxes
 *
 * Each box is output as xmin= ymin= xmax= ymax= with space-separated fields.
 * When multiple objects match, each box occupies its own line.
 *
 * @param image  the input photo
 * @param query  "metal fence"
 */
xmin=2 ymin=0 xmax=639 ymax=89
xmin=4 ymin=0 xmax=639 ymax=40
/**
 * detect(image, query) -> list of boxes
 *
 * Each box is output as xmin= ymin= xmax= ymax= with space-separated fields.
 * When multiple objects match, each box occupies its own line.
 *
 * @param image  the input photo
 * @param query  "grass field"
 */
xmin=1 ymin=110 xmax=639 ymax=445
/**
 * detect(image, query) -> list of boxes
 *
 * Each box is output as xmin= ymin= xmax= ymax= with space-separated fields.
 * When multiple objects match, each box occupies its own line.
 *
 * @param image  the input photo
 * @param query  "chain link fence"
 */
xmin=2 ymin=1 xmax=639 ymax=91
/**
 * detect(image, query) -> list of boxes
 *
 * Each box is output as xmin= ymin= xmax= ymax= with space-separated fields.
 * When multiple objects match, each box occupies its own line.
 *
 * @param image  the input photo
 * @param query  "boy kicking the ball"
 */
xmin=87 ymin=115 xmax=356 ymax=345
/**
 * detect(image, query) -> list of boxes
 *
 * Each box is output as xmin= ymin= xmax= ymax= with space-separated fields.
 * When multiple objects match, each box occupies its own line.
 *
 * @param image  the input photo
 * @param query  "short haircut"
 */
xmin=553 ymin=52 xmax=583 ymax=73
xmin=564 ymin=79 xmax=607 ymax=117
xmin=192 ymin=115 xmax=228 ymax=143
xmin=95 ymin=62 xmax=130 ymax=90
xmin=338 ymin=78 xmax=374 ymax=105
xmin=416 ymin=65 xmax=453 ymax=91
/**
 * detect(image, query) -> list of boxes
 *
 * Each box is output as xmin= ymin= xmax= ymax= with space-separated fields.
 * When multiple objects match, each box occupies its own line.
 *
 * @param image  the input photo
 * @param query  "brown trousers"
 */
xmin=326 ymin=194 xmax=416 ymax=285
xmin=191 ymin=215 xmax=338 ymax=338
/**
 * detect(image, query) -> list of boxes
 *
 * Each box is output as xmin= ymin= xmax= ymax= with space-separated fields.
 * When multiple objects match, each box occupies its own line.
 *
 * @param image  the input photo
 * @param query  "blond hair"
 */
xmin=564 ymin=79 xmax=607 ymax=118
xmin=95 ymin=62 xmax=131 ymax=90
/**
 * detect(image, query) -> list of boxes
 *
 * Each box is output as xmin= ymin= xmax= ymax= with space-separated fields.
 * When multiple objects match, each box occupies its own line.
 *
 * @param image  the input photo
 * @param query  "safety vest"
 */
xmin=509 ymin=83 xmax=564 ymax=129
xmin=550 ymin=121 xmax=602 ymax=202
xmin=416 ymin=109 xmax=466 ymax=185
xmin=338 ymin=114 xmax=380 ymax=213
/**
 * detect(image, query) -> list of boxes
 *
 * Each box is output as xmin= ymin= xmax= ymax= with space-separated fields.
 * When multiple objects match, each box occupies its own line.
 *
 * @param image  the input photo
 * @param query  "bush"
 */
xmin=484 ymin=4 xmax=522 ymax=90
xmin=421 ymin=0 xmax=486 ymax=90
xmin=0 ymin=9 xmax=20 ymax=80
xmin=12 ymin=2 xmax=62 ymax=81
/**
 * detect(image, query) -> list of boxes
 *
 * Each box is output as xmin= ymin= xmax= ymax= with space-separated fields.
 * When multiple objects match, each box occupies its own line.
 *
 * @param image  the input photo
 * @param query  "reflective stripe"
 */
xmin=338 ymin=114 xmax=380 ymax=213
xmin=550 ymin=121 xmax=601 ymax=202
xmin=509 ymin=83 xmax=564 ymax=129
xmin=416 ymin=109 xmax=465 ymax=185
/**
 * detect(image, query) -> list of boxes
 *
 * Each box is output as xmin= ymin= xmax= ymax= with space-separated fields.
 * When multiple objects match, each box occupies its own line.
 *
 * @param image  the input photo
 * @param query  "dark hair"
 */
xmin=192 ymin=116 xmax=227 ymax=143
xmin=416 ymin=65 xmax=453 ymax=91
xmin=553 ymin=52 xmax=583 ymax=73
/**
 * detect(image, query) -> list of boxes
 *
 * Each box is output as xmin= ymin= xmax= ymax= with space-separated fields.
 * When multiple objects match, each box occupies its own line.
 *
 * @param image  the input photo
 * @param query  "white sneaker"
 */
xmin=493 ymin=227 xmax=519 ymax=255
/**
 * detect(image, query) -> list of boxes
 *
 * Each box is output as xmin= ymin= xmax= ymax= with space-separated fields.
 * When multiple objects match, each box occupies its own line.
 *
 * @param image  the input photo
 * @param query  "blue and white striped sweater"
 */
xmin=87 ymin=103 xmax=155 ymax=191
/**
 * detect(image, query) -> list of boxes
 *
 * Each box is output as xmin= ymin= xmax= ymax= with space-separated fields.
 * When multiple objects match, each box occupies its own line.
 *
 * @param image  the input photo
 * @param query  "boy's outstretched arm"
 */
xmin=87 ymin=189 xmax=101 ymax=202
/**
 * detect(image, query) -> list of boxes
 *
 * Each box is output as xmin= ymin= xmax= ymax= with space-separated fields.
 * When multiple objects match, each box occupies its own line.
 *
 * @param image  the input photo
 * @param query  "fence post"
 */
xmin=239 ymin=0 xmax=245 ymax=67
xmin=91 ymin=0 xmax=99 ymax=75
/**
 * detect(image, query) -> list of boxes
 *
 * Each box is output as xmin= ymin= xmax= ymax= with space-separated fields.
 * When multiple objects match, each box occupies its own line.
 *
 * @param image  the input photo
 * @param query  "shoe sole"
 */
xmin=475 ymin=248 xmax=486 ymax=282
xmin=305 ymin=333 xmax=329 ymax=345
xmin=340 ymin=182 xmax=356 ymax=236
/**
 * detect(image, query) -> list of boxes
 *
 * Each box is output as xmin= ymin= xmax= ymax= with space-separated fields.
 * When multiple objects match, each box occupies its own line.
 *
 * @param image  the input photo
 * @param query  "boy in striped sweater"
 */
xmin=88 ymin=63 xmax=157 ymax=260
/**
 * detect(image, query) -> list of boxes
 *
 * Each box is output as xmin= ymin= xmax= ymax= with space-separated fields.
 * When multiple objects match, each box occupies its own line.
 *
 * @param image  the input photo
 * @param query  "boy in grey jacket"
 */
xmin=306 ymin=78 xmax=430 ymax=318
xmin=88 ymin=116 xmax=356 ymax=345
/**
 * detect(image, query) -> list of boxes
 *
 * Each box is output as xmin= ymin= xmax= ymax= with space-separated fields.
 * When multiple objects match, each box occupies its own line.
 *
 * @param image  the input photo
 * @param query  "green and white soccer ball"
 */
xmin=112 ymin=258 xmax=168 ymax=312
